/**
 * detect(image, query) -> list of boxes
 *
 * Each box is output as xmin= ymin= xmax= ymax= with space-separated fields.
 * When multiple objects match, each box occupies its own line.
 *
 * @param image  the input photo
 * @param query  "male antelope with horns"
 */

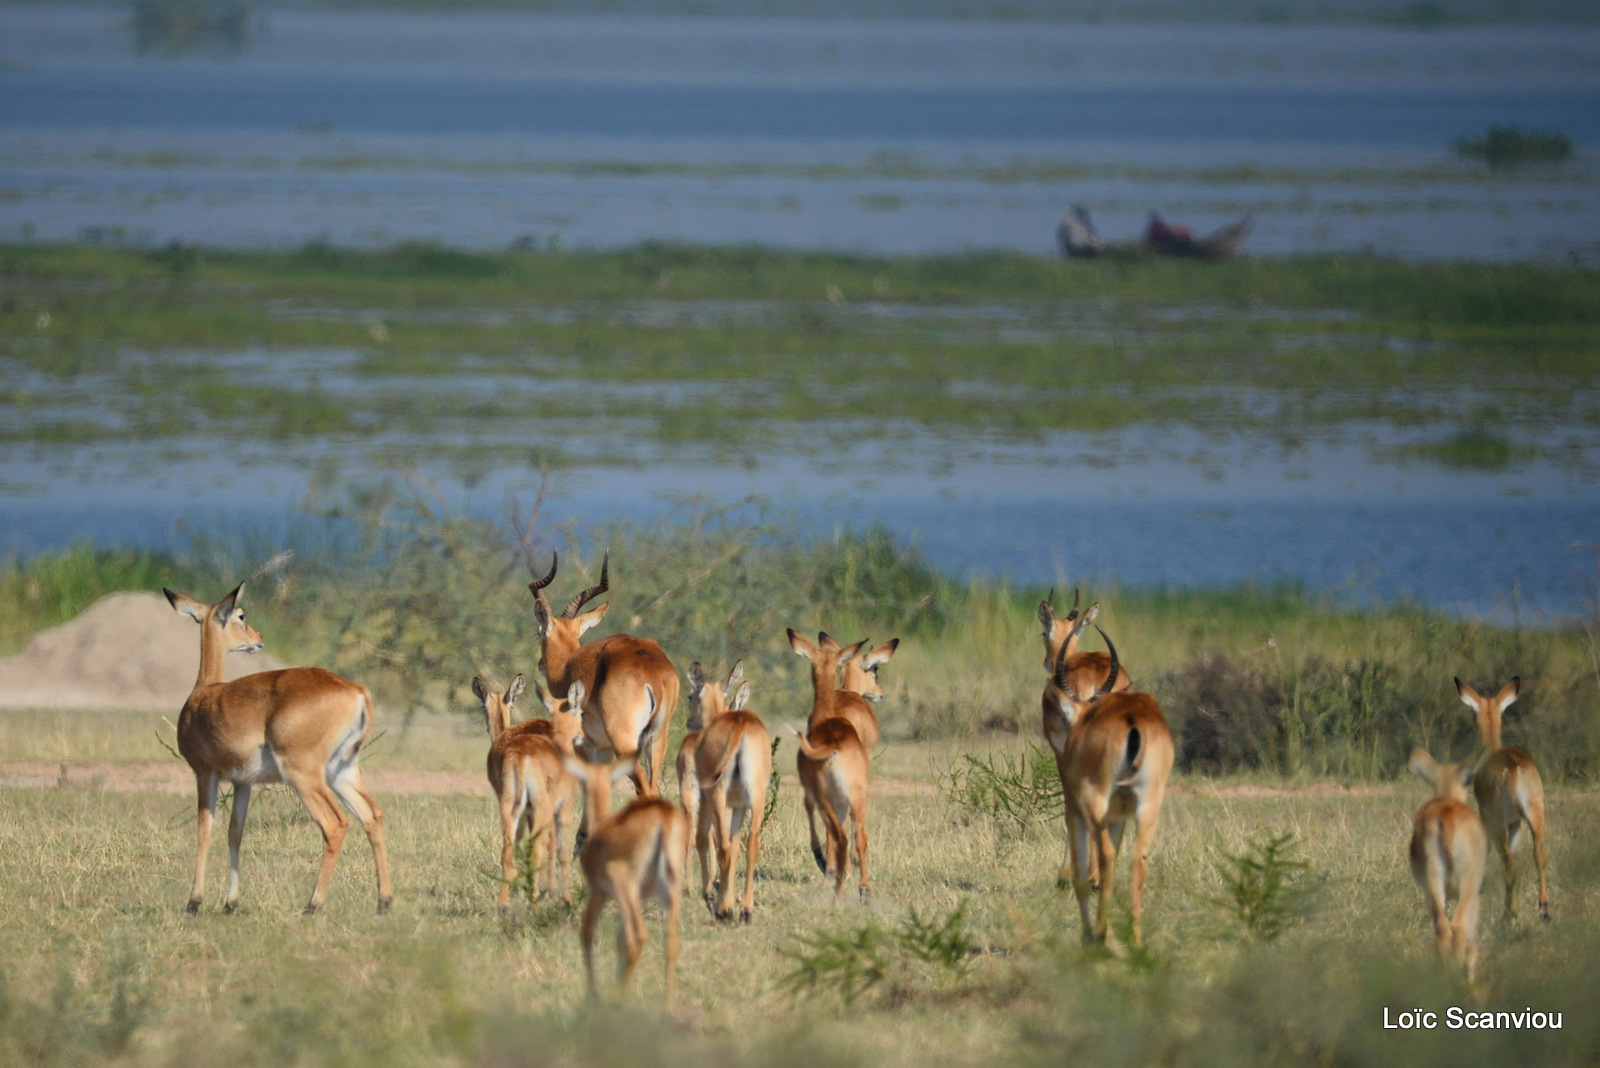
xmin=1052 ymin=626 xmax=1172 ymax=946
xmin=528 ymin=552 xmax=680 ymax=815
xmin=164 ymin=584 xmax=392 ymax=915
xmin=1039 ymin=589 xmax=1131 ymax=888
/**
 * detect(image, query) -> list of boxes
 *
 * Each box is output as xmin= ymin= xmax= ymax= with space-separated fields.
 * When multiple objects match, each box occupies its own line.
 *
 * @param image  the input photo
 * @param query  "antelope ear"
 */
xmin=507 ymin=673 xmax=526 ymax=706
xmin=531 ymin=596 xmax=552 ymax=633
xmin=1454 ymin=677 xmax=1482 ymax=711
xmin=470 ymin=676 xmax=489 ymax=703
xmin=731 ymin=680 xmax=751 ymax=711
xmin=1496 ymin=677 xmax=1520 ymax=713
xmin=576 ymin=603 xmax=608 ymax=635
xmin=1407 ymin=747 xmax=1438 ymax=782
xmin=1457 ymin=761 xmax=1478 ymax=789
xmin=164 ymin=588 xmax=207 ymax=624
xmin=688 ymin=662 xmax=707 ymax=695
xmin=532 ymin=677 xmax=559 ymax=713
xmin=840 ymin=638 xmax=868 ymax=665
xmin=725 ymin=659 xmax=745 ymax=691
xmin=864 ymin=638 xmax=899 ymax=668
xmin=1037 ymin=599 xmax=1056 ymax=635
xmin=1082 ymin=603 xmax=1101 ymax=625
xmin=213 ymin=582 xmax=245 ymax=624
xmin=818 ymin=632 xmax=841 ymax=655
xmin=788 ymin=628 xmax=816 ymax=661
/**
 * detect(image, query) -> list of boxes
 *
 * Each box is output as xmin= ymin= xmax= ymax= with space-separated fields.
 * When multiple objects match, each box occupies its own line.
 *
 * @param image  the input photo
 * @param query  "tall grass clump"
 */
xmin=1210 ymin=831 xmax=1320 ymax=942
xmin=937 ymin=744 xmax=1062 ymax=838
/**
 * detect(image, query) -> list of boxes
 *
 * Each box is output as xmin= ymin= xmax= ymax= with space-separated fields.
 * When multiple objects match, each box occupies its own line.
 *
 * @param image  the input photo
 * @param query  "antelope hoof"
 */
xmin=1541 ymin=902 xmax=1551 ymax=922
xmin=811 ymin=846 xmax=827 ymax=873
xmin=302 ymin=903 xmax=321 ymax=916
xmin=184 ymin=898 xmax=202 ymax=915
xmin=739 ymin=909 xmax=752 ymax=924
xmin=572 ymin=832 xmax=587 ymax=857
xmin=223 ymin=899 xmax=239 ymax=915
xmin=377 ymin=896 xmax=393 ymax=916
xmin=858 ymin=886 xmax=872 ymax=906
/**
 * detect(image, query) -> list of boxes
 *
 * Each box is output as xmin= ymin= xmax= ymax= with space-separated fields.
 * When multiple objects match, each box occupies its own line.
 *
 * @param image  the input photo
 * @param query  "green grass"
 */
xmin=0 ymin=769 xmax=1596 ymax=1066
xmin=3 ymin=242 xmax=1598 ymax=471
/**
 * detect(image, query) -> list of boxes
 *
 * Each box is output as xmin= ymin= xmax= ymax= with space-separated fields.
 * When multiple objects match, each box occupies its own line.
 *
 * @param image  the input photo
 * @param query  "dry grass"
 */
xmin=1 ymin=725 xmax=1597 ymax=1066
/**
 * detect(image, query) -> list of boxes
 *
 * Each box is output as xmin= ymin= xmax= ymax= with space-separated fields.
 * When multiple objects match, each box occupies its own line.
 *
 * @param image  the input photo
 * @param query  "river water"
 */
xmin=1 ymin=8 xmax=1597 ymax=618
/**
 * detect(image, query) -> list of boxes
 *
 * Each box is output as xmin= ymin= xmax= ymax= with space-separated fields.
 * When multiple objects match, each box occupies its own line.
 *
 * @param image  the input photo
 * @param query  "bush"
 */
xmin=1455 ymin=126 xmax=1574 ymax=168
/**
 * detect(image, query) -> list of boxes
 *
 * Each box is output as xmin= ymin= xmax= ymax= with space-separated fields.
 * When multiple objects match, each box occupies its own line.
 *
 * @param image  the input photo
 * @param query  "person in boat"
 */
xmin=1057 ymin=205 xmax=1107 ymax=257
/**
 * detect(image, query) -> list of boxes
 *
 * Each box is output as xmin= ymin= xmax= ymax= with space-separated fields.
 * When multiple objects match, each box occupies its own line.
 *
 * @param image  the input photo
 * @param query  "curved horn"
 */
xmin=528 ymin=552 xmax=558 ymax=615
xmin=1052 ymin=633 xmax=1074 ymax=691
xmin=1045 ymin=587 xmax=1055 ymax=613
xmin=1092 ymin=626 xmax=1119 ymax=700
xmin=1065 ymin=587 xmax=1081 ymax=622
xmin=562 ymin=550 xmax=610 ymax=618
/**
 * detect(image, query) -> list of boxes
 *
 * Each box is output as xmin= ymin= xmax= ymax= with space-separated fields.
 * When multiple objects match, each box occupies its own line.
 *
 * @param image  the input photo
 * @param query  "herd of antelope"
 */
xmin=158 ymin=560 xmax=1552 ymax=1002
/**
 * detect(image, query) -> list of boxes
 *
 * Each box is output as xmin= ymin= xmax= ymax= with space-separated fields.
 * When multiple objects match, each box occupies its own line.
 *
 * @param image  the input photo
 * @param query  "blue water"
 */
xmin=6 ymin=66 xmax=1598 ymax=146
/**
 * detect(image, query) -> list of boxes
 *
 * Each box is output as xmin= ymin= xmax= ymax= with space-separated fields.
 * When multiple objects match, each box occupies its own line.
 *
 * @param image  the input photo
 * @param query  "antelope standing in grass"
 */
xmin=164 ymin=584 xmax=392 ymax=915
xmin=1408 ymin=747 xmax=1488 ymax=980
xmin=1456 ymin=676 xmax=1550 ymax=921
xmin=1052 ymin=627 xmax=1173 ymax=946
xmin=566 ymin=756 xmax=689 ymax=1007
xmin=475 ymin=673 xmax=583 ymax=907
xmin=529 ymin=552 xmax=679 ymax=833
xmin=789 ymin=630 xmax=873 ymax=902
xmin=1039 ymin=590 xmax=1131 ymax=887
xmin=688 ymin=662 xmax=770 ymax=922
xmin=675 ymin=660 xmax=746 ymax=847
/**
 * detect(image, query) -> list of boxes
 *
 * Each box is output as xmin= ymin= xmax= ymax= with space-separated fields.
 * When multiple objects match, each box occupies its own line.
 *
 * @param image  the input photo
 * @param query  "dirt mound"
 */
xmin=0 ymin=592 xmax=288 ymax=710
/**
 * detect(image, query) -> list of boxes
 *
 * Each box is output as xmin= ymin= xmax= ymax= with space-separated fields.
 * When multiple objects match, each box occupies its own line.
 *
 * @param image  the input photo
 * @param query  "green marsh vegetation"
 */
xmin=2 ymin=242 xmax=1598 ymax=474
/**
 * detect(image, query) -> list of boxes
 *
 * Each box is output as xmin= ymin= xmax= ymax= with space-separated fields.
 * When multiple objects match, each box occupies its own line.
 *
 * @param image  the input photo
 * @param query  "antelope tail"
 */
xmin=790 ymin=727 xmax=839 ymax=763
xmin=1114 ymin=726 xmax=1145 ymax=787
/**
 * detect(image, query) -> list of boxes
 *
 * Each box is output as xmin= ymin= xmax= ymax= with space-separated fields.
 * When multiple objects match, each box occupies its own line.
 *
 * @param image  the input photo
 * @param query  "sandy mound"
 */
xmin=0 ymin=592 xmax=289 ymax=710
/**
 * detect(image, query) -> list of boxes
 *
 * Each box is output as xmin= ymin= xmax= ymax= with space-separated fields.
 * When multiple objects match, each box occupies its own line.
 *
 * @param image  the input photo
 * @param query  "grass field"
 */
xmin=1 ymin=732 xmax=1597 ymax=1067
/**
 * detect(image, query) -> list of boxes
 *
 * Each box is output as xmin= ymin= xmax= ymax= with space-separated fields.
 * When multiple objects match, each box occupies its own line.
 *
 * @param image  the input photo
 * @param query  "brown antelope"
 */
xmin=676 ymin=660 xmax=746 ymax=845
xmin=565 ymin=756 xmax=689 ymax=1007
xmin=688 ymin=662 xmax=769 ymax=922
xmin=164 ymin=584 xmax=392 ymax=915
xmin=475 ymin=673 xmax=583 ymax=908
xmin=1408 ymin=747 xmax=1489 ymax=980
xmin=1456 ymin=676 xmax=1550 ymax=922
xmin=1052 ymin=627 xmax=1173 ymax=946
xmin=790 ymin=631 xmax=893 ymax=872
xmin=528 ymin=552 xmax=679 ymax=802
xmin=1038 ymin=590 xmax=1131 ymax=887
xmin=839 ymin=638 xmax=900 ymax=717
xmin=789 ymin=630 xmax=873 ymax=902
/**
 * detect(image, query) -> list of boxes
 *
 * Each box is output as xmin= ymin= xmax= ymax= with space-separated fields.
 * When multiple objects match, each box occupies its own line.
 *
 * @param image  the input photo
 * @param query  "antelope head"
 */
xmin=528 ymin=551 xmax=611 ymax=682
